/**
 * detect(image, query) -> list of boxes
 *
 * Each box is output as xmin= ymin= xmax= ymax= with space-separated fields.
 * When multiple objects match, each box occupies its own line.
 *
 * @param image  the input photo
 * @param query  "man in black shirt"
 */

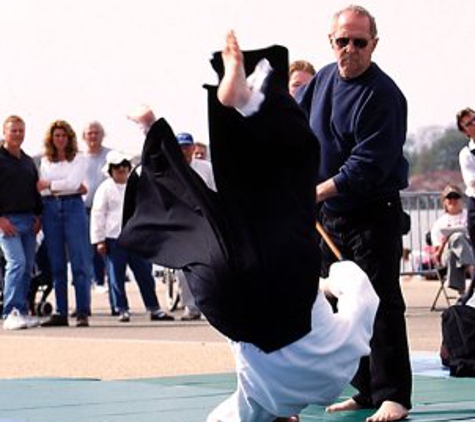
xmin=0 ymin=115 xmax=42 ymax=330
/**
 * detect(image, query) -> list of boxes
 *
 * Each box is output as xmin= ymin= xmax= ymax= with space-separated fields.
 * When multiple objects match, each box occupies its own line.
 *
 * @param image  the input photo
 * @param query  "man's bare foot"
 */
xmin=366 ymin=401 xmax=408 ymax=422
xmin=326 ymin=398 xmax=362 ymax=413
xmin=217 ymin=31 xmax=252 ymax=108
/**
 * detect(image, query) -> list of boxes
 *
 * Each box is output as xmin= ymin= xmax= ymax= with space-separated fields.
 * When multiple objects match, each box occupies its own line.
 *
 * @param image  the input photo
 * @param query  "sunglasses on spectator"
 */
xmin=463 ymin=116 xmax=475 ymax=129
xmin=445 ymin=193 xmax=462 ymax=200
xmin=333 ymin=37 xmax=370 ymax=49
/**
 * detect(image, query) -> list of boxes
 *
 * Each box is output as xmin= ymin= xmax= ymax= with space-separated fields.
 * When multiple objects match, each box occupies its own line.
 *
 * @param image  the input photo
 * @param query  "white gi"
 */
xmin=207 ymin=261 xmax=379 ymax=422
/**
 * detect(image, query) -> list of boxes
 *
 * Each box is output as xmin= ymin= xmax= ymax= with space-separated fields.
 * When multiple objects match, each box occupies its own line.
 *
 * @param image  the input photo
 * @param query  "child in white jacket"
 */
xmin=90 ymin=151 xmax=173 ymax=322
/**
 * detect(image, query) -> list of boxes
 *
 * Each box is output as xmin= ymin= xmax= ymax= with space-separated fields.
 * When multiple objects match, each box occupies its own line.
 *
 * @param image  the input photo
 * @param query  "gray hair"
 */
xmin=331 ymin=5 xmax=378 ymax=38
xmin=82 ymin=120 xmax=105 ymax=138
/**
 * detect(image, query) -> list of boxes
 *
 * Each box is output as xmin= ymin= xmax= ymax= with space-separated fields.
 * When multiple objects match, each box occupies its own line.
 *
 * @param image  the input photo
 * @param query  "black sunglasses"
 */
xmin=333 ymin=37 xmax=370 ymax=49
xmin=445 ymin=193 xmax=462 ymax=200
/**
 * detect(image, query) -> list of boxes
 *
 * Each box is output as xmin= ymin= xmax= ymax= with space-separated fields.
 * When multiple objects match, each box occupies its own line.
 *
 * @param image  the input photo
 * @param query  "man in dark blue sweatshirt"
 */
xmin=299 ymin=5 xmax=411 ymax=422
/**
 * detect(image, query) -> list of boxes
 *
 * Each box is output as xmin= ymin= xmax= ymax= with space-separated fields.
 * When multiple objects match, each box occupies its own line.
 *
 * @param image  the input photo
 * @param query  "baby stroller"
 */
xmin=0 ymin=241 xmax=54 ymax=317
xmin=155 ymin=266 xmax=181 ymax=311
xmin=28 ymin=241 xmax=54 ymax=316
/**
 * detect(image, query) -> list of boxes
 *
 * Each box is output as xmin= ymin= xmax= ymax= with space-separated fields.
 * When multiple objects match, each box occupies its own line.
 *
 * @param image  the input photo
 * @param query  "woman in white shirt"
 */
xmin=90 ymin=151 xmax=173 ymax=322
xmin=37 ymin=120 xmax=91 ymax=327
xmin=431 ymin=184 xmax=475 ymax=297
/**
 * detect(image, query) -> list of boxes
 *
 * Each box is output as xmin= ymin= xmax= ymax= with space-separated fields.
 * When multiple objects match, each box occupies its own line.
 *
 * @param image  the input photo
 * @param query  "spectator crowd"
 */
xmin=0 ymin=115 xmax=210 ymax=330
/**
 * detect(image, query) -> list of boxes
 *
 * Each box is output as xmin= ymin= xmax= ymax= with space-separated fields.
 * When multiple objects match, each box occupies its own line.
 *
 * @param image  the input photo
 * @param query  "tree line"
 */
xmin=404 ymin=126 xmax=468 ymax=191
xmin=405 ymin=127 xmax=467 ymax=176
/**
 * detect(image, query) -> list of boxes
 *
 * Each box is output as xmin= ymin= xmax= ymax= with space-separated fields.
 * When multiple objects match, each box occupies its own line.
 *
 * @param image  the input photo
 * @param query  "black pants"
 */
xmin=463 ymin=197 xmax=475 ymax=303
xmin=466 ymin=197 xmax=475 ymax=258
xmin=320 ymin=196 xmax=412 ymax=409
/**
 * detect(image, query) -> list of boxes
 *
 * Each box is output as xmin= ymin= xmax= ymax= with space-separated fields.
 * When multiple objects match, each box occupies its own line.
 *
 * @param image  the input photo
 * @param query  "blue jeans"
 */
xmin=86 ymin=209 xmax=106 ymax=286
xmin=42 ymin=195 xmax=91 ymax=317
xmin=86 ymin=209 xmax=114 ymax=311
xmin=0 ymin=213 xmax=36 ymax=316
xmin=105 ymin=238 xmax=160 ymax=312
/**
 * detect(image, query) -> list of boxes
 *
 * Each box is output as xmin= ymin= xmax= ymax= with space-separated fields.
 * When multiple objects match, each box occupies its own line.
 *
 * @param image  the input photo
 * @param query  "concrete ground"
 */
xmin=0 ymin=275 xmax=451 ymax=380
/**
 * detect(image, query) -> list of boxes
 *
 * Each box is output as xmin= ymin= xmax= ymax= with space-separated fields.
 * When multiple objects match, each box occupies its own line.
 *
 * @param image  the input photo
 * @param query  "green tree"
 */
xmin=406 ymin=127 xmax=467 ymax=176
xmin=431 ymin=128 xmax=467 ymax=171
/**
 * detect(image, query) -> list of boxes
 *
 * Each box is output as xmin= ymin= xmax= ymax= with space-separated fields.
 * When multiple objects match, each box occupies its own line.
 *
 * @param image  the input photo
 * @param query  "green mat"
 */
xmin=0 ymin=374 xmax=474 ymax=422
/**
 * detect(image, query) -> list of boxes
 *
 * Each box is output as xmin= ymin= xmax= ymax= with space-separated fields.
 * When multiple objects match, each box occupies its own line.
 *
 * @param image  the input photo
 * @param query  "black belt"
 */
xmin=43 ymin=193 xmax=82 ymax=200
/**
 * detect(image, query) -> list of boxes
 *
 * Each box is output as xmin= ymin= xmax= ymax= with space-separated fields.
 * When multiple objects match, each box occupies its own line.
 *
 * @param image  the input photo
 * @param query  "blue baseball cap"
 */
xmin=176 ymin=132 xmax=194 ymax=146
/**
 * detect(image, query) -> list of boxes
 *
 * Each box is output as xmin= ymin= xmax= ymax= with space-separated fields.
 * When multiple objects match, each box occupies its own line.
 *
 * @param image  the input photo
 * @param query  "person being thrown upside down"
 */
xmin=119 ymin=31 xmax=379 ymax=422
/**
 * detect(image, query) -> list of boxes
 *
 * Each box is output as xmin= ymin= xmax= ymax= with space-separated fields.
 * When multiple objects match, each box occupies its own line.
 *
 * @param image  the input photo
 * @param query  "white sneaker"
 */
xmin=25 ymin=316 xmax=40 ymax=328
xmin=94 ymin=284 xmax=108 ymax=294
xmin=3 ymin=309 xmax=28 ymax=330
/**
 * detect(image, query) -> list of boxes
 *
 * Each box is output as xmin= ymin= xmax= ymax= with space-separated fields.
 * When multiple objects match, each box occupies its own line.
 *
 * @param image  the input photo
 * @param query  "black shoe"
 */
xmin=70 ymin=309 xmax=92 ymax=317
xmin=76 ymin=315 xmax=89 ymax=327
xmin=41 ymin=314 xmax=69 ymax=327
xmin=150 ymin=310 xmax=174 ymax=321
xmin=118 ymin=311 xmax=130 ymax=323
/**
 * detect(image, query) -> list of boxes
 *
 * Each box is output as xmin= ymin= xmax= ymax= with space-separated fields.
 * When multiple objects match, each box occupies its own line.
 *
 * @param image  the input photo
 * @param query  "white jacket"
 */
xmin=190 ymin=158 xmax=216 ymax=191
xmin=90 ymin=178 xmax=126 ymax=244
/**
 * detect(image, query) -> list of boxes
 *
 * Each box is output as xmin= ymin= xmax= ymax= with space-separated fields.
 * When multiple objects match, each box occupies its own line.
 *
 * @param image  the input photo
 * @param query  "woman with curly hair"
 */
xmin=37 ymin=120 xmax=91 ymax=327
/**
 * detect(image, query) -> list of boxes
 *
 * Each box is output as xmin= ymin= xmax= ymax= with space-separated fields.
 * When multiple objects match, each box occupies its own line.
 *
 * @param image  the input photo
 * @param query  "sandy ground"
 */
xmin=0 ymin=275 xmax=449 ymax=380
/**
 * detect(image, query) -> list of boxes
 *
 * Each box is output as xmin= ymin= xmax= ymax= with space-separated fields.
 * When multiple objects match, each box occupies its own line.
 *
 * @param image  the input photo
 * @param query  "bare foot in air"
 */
xmin=126 ymin=104 xmax=157 ymax=133
xmin=217 ymin=31 xmax=252 ymax=108
xmin=326 ymin=398 xmax=362 ymax=413
xmin=366 ymin=401 xmax=408 ymax=422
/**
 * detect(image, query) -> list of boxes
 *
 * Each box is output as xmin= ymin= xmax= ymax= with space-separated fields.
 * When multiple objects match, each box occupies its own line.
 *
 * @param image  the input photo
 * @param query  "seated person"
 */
xmin=119 ymin=32 xmax=379 ymax=422
xmin=431 ymin=184 xmax=475 ymax=298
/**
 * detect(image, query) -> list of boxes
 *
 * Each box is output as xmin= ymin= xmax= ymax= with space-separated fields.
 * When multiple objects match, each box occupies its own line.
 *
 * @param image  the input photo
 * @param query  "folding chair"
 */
xmin=424 ymin=230 xmax=457 ymax=311
xmin=430 ymin=266 xmax=457 ymax=311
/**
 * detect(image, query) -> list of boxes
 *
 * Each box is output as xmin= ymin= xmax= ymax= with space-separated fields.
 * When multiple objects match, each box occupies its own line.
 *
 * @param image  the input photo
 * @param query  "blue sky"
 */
xmin=0 ymin=0 xmax=473 ymax=155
